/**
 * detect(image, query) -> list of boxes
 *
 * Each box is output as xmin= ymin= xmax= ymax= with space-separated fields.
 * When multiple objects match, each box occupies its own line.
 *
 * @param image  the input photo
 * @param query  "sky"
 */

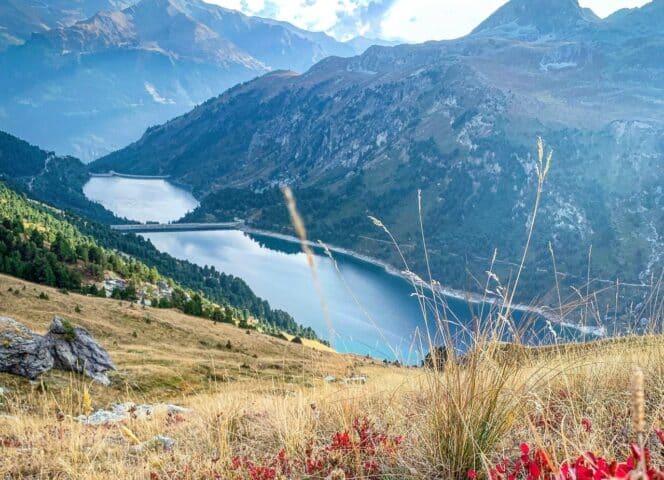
xmin=205 ymin=0 xmax=652 ymax=43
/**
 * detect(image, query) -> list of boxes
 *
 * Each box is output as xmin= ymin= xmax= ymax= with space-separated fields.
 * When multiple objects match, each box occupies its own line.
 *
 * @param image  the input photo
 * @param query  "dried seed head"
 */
xmin=119 ymin=425 xmax=140 ymax=445
xmin=631 ymin=368 xmax=645 ymax=441
xmin=83 ymin=386 xmax=92 ymax=417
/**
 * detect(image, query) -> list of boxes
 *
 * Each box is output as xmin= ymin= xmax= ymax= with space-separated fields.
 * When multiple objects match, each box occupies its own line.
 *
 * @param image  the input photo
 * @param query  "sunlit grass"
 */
xmin=2 ymin=140 xmax=664 ymax=478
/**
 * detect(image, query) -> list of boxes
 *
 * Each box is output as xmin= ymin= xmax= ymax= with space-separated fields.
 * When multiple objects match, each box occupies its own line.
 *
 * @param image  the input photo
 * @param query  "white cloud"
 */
xmin=579 ymin=0 xmax=650 ymax=17
xmin=204 ymin=0 xmax=654 ymax=42
xmin=380 ymin=0 xmax=506 ymax=42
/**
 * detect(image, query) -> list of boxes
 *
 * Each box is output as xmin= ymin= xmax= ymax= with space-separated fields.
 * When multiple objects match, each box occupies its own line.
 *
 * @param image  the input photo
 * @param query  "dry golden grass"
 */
xmin=2 ymin=272 xmax=664 ymax=479
xmin=4 ymin=139 xmax=664 ymax=478
xmin=0 ymin=273 xmax=380 ymax=403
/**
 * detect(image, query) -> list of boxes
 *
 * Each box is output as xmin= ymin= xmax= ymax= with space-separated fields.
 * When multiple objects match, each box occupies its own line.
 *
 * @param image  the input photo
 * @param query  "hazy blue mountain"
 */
xmin=0 ymin=0 xmax=134 ymax=50
xmin=605 ymin=0 xmax=664 ymax=37
xmin=343 ymin=36 xmax=402 ymax=53
xmin=92 ymin=0 xmax=664 ymax=306
xmin=472 ymin=0 xmax=600 ymax=39
xmin=0 ymin=0 xmax=373 ymax=161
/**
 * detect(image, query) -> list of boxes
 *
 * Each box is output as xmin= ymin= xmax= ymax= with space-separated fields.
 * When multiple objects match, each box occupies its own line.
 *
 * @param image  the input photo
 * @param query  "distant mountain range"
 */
xmin=0 ymin=0 xmax=134 ymax=50
xmin=0 ymin=0 xmax=392 ymax=161
xmin=92 ymin=0 xmax=664 ymax=305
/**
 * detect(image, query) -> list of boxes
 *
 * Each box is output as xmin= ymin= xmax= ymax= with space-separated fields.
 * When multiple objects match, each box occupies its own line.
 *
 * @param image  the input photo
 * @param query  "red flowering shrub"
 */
xmin=230 ymin=417 xmax=403 ymax=479
xmin=468 ymin=429 xmax=664 ymax=480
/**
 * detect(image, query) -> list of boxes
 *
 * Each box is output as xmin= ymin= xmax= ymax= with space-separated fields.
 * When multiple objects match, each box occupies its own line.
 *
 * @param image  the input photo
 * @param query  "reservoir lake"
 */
xmin=84 ymin=176 xmax=596 ymax=362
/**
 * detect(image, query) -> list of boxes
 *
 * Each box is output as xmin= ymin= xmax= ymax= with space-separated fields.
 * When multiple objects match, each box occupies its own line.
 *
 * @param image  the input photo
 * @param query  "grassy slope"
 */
xmin=0 ymin=273 xmax=362 ymax=402
xmin=2 ymin=268 xmax=664 ymax=478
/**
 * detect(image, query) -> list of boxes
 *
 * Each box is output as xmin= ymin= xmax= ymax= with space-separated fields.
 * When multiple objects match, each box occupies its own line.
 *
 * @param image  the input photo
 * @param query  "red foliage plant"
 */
xmin=230 ymin=417 xmax=403 ymax=479
xmin=468 ymin=428 xmax=664 ymax=480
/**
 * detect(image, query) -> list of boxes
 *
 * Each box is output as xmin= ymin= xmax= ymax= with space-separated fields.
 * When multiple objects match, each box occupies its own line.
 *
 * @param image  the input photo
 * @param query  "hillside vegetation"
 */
xmin=2 ymin=272 xmax=664 ymax=478
xmin=92 ymin=0 xmax=664 ymax=308
xmin=0 ymin=131 xmax=118 ymax=224
xmin=0 ymin=182 xmax=321 ymax=341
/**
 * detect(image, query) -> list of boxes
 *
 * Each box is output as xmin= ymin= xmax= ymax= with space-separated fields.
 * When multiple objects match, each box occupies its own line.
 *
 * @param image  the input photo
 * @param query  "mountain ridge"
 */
xmin=0 ymin=0 xmax=383 ymax=161
xmin=472 ymin=0 xmax=600 ymax=39
xmin=92 ymin=0 xmax=664 ymax=306
xmin=0 ymin=0 xmax=135 ymax=50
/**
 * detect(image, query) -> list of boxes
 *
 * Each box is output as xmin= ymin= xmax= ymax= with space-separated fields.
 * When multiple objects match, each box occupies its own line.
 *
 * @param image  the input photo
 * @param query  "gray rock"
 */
xmin=0 ymin=316 xmax=54 ymax=379
xmin=76 ymin=402 xmax=190 ymax=425
xmin=75 ymin=408 xmax=127 ymax=425
xmin=46 ymin=316 xmax=115 ymax=385
xmin=0 ymin=316 xmax=115 ymax=384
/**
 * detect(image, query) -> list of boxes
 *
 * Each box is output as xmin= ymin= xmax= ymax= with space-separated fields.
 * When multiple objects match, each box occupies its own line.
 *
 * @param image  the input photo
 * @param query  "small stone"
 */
xmin=131 ymin=435 xmax=175 ymax=452
xmin=76 ymin=403 xmax=190 ymax=425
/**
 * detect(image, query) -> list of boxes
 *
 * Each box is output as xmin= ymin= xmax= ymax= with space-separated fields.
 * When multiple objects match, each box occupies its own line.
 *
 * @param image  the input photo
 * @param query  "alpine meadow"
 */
xmin=1 ymin=0 xmax=664 ymax=479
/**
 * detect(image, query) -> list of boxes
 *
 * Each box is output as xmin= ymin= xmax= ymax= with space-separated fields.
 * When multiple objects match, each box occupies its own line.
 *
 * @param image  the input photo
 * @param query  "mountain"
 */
xmin=0 ymin=130 xmax=117 ymax=223
xmin=0 ymin=0 xmax=134 ymax=50
xmin=91 ymin=0 xmax=664 ymax=307
xmin=472 ymin=0 xmax=600 ymax=39
xmin=0 ymin=0 xmax=371 ymax=162
xmin=344 ymin=36 xmax=402 ymax=53
xmin=605 ymin=0 xmax=664 ymax=37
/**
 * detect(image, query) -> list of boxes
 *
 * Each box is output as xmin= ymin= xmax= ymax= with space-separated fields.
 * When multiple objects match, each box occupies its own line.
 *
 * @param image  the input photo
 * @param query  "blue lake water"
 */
xmin=84 ymin=176 xmax=599 ymax=362
xmin=83 ymin=176 xmax=199 ymax=223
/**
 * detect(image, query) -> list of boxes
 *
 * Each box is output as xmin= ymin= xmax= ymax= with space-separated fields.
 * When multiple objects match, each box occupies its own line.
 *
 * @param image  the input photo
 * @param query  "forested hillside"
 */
xmin=0 ymin=131 xmax=117 ymax=224
xmin=95 ymin=0 xmax=664 ymax=308
xmin=0 ymin=182 xmax=320 ymax=341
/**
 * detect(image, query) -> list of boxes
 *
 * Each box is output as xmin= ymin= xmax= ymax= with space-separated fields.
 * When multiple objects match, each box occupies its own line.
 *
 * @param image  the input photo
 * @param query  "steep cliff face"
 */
xmin=92 ymin=0 xmax=664 ymax=303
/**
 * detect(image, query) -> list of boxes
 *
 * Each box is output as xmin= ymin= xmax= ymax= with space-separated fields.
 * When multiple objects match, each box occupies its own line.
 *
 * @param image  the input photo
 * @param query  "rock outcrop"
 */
xmin=76 ymin=403 xmax=189 ymax=425
xmin=0 ymin=316 xmax=115 ymax=384
xmin=45 ymin=317 xmax=115 ymax=385
xmin=0 ymin=317 xmax=53 ymax=379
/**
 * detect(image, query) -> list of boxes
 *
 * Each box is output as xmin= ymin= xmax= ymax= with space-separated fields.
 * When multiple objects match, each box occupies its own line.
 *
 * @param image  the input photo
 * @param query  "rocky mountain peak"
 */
xmin=605 ymin=0 xmax=664 ymax=36
xmin=472 ymin=0 xmax=599 ymax=39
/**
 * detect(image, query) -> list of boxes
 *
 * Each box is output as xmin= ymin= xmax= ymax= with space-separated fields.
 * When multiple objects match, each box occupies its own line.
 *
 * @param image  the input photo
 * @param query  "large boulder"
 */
xmin=46 ymin=317 xmax=116 ymax=385
xmin=0 ymin=316 xmax=115 ymax=384
xmin=0 ymin=316 xmax=54 ymax=379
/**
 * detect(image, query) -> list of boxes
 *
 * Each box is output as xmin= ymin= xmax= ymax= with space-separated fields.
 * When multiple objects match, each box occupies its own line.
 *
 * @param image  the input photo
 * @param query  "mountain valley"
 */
xmin=0 ymin=0 xmax=384 ymax=161
xmin=92 ymin=0 xmax=664 ymax=307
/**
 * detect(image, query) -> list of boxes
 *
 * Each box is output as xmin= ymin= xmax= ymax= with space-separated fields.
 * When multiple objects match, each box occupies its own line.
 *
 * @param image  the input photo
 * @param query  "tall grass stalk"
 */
xmin=363 ymin=138 xmax=556 ymax=479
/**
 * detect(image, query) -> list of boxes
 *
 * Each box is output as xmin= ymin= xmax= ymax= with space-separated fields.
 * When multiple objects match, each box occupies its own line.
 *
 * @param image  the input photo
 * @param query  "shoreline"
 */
xmin=240 ymin=226 xmax=604 ymax=336
xmin=89 ymin=171 xmax=171 ymax=180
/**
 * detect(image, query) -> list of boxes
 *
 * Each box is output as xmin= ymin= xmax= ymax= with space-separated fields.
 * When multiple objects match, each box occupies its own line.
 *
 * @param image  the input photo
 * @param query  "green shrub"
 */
xmin=60 ymin=319 xmax=76 ymax=342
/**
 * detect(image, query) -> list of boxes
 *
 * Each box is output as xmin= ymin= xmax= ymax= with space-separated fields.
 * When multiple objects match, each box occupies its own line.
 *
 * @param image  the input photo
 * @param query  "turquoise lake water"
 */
xmin=84 ymin=177 xmax=599 ymax=362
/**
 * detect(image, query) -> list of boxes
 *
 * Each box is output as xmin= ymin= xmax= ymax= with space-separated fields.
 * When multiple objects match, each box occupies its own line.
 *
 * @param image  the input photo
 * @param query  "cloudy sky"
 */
xmin=205 ymin=0 xmax=651 ymax=42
